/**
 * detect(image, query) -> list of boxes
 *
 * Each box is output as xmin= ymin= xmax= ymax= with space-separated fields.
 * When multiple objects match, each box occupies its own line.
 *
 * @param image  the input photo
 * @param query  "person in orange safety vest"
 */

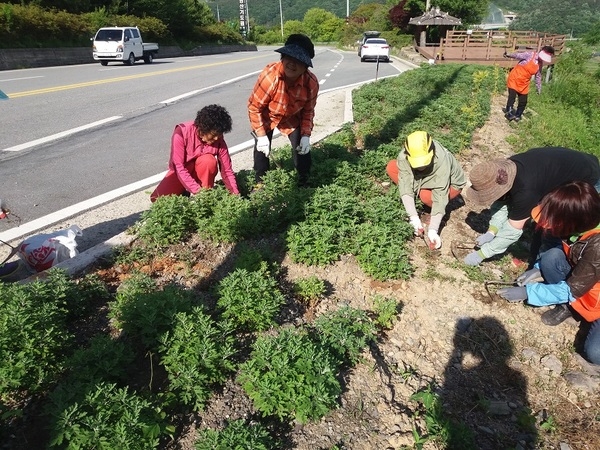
xmin=497 ymin=181 xmax=600 ymax=365
xmin=502 ymin=45 xmax=554 ymax=122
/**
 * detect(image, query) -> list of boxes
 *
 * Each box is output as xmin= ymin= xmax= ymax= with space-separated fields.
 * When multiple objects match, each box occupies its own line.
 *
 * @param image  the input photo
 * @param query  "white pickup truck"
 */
xmin=92 ymin=26 xmax=159 ymax=66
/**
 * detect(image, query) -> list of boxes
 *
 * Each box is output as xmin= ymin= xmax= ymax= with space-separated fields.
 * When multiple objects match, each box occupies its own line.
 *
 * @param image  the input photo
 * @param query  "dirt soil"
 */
xmin=147 ymin=97 xmax=600 ymax=449
xmin=6 ymin=96 xmax=600 ymax=450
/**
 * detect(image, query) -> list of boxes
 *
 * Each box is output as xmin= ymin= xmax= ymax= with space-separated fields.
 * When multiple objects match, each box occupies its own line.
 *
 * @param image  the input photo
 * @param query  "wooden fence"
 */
xmin=416 ymin=30 xmax=567 ymax=66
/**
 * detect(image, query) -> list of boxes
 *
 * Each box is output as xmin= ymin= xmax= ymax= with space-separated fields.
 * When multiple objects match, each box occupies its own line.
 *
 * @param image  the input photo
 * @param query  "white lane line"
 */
xmin=160 ymin=71 xmax=261 ymax=105
xmin=2 ymin=71 xmax=264 ymax=152
xmin=0 ymin=75 xmax=44 ymax=82
xmin=2 ymin=116 xmax=123 ymax=152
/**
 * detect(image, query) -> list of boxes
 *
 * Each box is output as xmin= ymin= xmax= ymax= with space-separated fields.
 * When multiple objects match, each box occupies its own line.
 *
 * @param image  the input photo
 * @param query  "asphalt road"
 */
xmin=0 ymin=46 xmax=416 ymax=252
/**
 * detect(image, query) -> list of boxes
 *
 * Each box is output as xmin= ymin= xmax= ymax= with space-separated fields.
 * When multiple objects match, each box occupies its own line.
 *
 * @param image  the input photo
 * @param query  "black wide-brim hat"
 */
xmin=275 ymin=43 xmax=313 ymax=67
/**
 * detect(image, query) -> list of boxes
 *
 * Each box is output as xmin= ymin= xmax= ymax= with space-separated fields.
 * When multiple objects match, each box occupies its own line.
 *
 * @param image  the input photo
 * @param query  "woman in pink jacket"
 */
xmin=151 ymin=104 xmax=239 ymax=202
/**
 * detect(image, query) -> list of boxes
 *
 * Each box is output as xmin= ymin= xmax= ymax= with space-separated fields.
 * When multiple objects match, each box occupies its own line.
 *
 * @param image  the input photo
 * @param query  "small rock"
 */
xmin=560 ymin=443 xmax=572 ymax=450
xmin=478 ymin=425 xmax=494 ymax=435
xmin=563 ymin=371 xmax=600 ymax=393
xmin=573 ymin=353 xmax=600 ymax=376
xmin=488 ymin=400 xmax=511 ymax=416
xmin=541 ymin=354 xmax=563 ymax=374
xmin=522 ymin=348 xmax=539 ymax=362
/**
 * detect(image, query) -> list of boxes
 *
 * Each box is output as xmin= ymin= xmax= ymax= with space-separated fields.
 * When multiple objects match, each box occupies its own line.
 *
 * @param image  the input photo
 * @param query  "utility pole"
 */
xmin=279 ymin=0 xmax=284 ymax=38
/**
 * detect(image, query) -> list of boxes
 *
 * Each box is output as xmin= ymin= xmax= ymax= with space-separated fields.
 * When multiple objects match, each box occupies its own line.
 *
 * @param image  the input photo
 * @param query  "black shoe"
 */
xmin=505 ymin=111 xmax=516 ymax=121
xmin=512 ymin=115 xmax=522 ymax=122
xmin=541 ymin=304 xmax=572 ymax=326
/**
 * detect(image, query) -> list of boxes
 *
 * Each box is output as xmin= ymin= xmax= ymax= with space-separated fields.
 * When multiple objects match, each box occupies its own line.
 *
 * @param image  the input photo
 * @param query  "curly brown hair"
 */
xmin=194 ymin=104 xmax=232 ymax=134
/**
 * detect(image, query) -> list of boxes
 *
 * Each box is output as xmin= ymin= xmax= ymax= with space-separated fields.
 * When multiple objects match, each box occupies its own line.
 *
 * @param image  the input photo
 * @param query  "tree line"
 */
xmin=1 ymin=0 xmax=598 ymax=50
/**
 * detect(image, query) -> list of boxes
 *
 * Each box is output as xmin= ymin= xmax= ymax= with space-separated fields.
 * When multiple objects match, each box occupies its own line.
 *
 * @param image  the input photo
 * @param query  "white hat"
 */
xmin=538 ymin=50 xmax=552 ymax=63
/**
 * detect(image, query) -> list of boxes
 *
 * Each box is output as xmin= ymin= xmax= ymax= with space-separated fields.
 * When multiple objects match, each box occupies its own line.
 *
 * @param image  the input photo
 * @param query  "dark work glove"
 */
xmin=516 ymin=268 xmax=543 ymax=287
xmin=497 ymin=286 xmax=527 ymax=303
xmin=464 ymin=250 xmax=484 ymax=266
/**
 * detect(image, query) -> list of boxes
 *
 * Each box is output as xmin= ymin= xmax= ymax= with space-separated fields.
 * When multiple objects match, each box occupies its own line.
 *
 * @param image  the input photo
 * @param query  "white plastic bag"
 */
xmin=18 ymin=225 xmax=83 ymax=272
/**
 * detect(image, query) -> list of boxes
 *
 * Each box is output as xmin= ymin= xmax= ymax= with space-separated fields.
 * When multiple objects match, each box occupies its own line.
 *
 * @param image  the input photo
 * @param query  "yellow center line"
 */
xmin=8 ymin=54 xmax=267 ymax=98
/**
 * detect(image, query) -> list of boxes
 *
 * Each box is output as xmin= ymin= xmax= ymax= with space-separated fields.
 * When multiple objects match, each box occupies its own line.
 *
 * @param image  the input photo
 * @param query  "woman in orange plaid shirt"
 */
xmin=248 ymin=34 xmax=319 ymax=187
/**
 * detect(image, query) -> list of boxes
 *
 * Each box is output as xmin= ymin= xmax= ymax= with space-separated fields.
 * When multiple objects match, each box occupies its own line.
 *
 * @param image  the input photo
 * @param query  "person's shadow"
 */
xmin=441 ymin=317 xmax=537 ymax=449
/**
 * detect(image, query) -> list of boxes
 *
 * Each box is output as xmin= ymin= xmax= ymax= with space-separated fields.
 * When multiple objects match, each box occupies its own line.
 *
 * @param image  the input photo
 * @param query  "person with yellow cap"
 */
xmin=386 ymin=131 xmax=466 ymax=249
xmin=464 ymin=147 xmax=600 ymax=266
xmin=497 ymin=181 xmax=600 ymax=365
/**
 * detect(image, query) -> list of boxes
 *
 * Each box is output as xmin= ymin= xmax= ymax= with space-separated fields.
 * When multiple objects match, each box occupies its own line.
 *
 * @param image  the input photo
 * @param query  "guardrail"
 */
xmin=0 ymin=44 xmax=257 ymax=71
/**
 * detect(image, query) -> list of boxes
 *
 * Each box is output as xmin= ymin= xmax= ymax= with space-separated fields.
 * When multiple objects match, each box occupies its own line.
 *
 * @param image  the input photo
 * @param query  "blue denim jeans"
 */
xmin=538 ymin=246 xmax=572 ymax=284
xmin=584 ymin=319 xmax=600 ymax=365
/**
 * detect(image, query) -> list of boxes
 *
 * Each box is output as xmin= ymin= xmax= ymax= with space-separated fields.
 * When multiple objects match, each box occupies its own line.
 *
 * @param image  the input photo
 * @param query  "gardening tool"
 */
xmin=484 ymin=280 xmax=516 ymax=301
xmin=450 ymin=240 xmax=476 ymax=261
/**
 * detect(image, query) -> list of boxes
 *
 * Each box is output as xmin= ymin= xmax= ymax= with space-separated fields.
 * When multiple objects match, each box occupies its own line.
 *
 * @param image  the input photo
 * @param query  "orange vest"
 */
xmin=507 ymin=54 xmax=540 ymax=95
xmin=563 ymin=229 xmax=600 ymax=322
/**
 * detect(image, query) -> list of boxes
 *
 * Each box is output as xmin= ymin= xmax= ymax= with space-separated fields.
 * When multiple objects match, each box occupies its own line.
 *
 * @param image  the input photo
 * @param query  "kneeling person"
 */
xmin=151 ymin=104 xmax=239 ymax=202
xmin=386 ymin=131 xmax=466 ymax=249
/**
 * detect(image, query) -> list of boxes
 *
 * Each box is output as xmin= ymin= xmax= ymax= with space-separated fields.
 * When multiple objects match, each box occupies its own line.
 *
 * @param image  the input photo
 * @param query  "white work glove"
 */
xmin=409 ymin=216 xmax=424 ymax=237
xmin=297 ymin=136 xmax=311 ymax=155
xmin=256 ymin=135 xmax=270 ymax=157
xmin=427 ymin=229 xmax=442 ymax=249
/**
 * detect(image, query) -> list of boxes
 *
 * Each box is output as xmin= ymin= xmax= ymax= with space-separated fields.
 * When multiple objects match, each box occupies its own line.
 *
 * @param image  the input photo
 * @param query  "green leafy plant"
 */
xmin=195 ymin=419 xmax=276 ymax=450
xmin=292 ymin=275 xmax=326 ymax=306
xmin=48 ymin=382 xmax=172 ymax=449
xmin=372 ymin=295 xmax=399 ymax=329
xmin=0 ymin=270 xmax=104 ymax=401
xmin=312 ymin=306 xmax=376 ymax=365
xmin=192 ymin=186 xmax=251 ymax=243
xmin=286 ymin=219 xmax=345 ymax=266
xmin=540 ymin=414 xmax=558 ymax=433
xmin=354 ymin=223 xmax=414 ymax=281
xmin=238 ymin=327 xmax=341 ymax=424
xmin=138 ymin=194 xmax=196 ymax=246
xmin=410 ymin=385 xmax=475 ymax=449
xmin=159 ymin=307 xmax=236 ymax=411
xmin=65 ymin=334 xmax=135 ymax=385
xmin=109 ymin=274 xmax=196 ymax=349
xmin=216 ymin=264 xmax=285 ymax=332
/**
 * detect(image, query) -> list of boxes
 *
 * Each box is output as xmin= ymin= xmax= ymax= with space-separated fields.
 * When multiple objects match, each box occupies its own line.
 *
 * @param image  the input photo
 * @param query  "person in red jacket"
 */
xmin=503 ymin=45 xmax=554 ymax=122
xmin=497 ymin=181 xmax=600 ymax=365
xmin=150 ymin=104 xmax=239 ymax=202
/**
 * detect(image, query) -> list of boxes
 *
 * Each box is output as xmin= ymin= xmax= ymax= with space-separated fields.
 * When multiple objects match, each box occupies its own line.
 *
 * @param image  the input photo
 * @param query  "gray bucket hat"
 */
xmin=275 ymin=43 xmax=313 ymax=67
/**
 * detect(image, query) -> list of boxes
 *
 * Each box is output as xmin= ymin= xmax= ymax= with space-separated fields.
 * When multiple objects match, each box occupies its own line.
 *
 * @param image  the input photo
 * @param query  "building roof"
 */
xmin=409 ymin=7 xmax=462 ymax=26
